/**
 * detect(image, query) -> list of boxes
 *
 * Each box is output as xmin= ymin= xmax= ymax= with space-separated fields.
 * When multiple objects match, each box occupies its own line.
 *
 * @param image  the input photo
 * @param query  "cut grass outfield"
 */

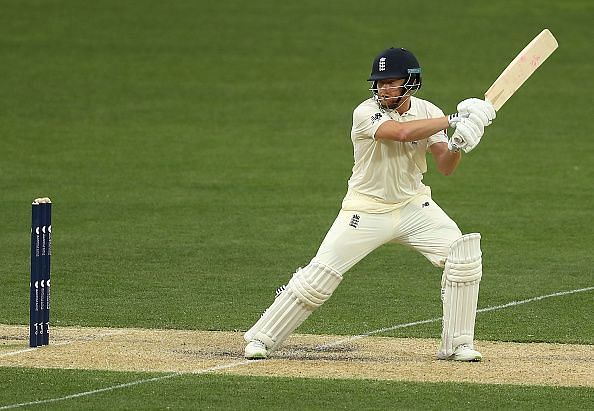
xmin=0 ymin=0 xmax=593 ymax=409
xmin=1 ymin=369 xmax=593 ymax=410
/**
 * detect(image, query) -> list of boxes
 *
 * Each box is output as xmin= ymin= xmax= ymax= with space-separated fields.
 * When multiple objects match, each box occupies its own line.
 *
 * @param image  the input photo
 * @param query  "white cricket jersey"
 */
xmin=342 ymin=96 xmax=448 ymax=213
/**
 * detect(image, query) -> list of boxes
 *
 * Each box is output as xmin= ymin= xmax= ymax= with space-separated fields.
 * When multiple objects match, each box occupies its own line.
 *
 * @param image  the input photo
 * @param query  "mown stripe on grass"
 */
xmin=0 ymin=361 xmax=250 ymax=410
xmin=318 ymin=285 xmax=594 ymax=349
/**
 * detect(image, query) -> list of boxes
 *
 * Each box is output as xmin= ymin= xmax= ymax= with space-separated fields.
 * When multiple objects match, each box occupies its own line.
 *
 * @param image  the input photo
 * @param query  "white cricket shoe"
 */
xmin=244 ymin=339 xmax=268 ymax=360
xmin=437 ymin=344 xmax=482 ymax=362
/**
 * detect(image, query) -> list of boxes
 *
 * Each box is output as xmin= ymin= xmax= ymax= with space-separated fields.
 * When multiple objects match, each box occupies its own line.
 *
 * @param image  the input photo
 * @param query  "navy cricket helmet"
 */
xmin=368 ymin=47 xmax=422 ymax=91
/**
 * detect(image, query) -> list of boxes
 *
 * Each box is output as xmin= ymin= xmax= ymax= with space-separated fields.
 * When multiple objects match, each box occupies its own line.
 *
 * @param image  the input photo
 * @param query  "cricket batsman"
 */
xmin=244 ymin=47 xmax=496 ymax=361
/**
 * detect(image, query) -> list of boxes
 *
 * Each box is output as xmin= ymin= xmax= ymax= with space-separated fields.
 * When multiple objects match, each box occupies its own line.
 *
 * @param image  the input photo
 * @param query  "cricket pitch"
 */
xmin=1 ymin=325 xmax=592 ymax=387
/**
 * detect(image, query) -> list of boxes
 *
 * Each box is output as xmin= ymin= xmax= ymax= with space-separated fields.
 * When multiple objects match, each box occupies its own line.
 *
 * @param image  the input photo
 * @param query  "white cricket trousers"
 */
xmin=313 ymin=194 xmax=462 ymax=275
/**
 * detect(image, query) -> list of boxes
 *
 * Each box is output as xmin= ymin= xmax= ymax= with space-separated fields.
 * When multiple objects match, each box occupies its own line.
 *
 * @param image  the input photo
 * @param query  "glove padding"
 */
xmin=449 ymin=114 xmax=485 ymax=153
xmin=457 ymin=98 xmax=496 ymax=126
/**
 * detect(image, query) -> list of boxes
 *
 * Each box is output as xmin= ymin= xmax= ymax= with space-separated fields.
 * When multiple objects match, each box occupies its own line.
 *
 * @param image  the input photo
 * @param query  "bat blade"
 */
xmin=485 ymin=29 xmax=558 ymax=111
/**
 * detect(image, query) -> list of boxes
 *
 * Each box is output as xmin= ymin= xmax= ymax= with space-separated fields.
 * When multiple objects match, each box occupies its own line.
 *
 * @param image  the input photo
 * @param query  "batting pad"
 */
xmin=440 ymin=233 xmax=482 ymax=357
xmin=244 ymin=262 xmax=343 ymax=351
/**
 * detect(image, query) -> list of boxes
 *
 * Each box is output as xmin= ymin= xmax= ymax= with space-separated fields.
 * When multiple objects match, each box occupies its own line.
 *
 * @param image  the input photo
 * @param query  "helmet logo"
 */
xmin=379 ymin=57 xmax=386 ymax=71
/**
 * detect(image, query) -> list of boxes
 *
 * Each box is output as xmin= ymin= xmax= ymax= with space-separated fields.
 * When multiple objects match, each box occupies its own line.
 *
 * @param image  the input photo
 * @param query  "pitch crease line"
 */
xmin=0 ymin=329 xmax=128 ymax=359
xmin=1 ymin=285 xmax=592 ymax=409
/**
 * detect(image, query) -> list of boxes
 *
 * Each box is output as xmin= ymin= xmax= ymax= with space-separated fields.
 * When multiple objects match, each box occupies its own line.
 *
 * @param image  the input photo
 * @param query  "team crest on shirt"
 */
xmin=370 ymin=113 xmax=382 ymax=124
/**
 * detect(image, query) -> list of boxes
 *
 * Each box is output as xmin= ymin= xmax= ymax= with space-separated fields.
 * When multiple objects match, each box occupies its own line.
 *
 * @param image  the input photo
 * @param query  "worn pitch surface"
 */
xmin=1 ymin=325 xmax=592 ymax=387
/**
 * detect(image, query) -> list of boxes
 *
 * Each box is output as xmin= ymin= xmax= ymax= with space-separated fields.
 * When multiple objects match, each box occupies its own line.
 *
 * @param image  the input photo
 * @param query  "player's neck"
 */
xmin=396 ymin=97 xmax=411 ymax=115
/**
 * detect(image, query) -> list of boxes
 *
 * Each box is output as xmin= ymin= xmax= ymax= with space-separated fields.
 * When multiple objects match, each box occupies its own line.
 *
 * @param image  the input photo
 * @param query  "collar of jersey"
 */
xmin=400 ymin=96 xmax=418 ymax=117
xmin=387 ymin=96 xmax=418 ymax=117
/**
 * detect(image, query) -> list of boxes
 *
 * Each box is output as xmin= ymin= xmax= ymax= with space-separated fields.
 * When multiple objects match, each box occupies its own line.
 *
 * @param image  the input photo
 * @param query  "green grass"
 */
xmin=1 ymin=368 xmax=592 ymax=410
xmin=1 ymin=0 xmax=593 ymax=408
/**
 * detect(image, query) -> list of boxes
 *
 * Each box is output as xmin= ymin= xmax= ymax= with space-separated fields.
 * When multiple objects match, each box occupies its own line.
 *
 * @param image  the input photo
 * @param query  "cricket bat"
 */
xmin=485 ymin=29 xmax=558 ymax=111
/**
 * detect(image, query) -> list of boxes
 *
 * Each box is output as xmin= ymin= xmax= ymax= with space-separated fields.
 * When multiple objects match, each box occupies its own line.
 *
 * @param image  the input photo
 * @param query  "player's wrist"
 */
xmin=448 ymin=112 xmax=471 ymax=128
xmin=447 ymin=113 xmax=460 ymax=128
